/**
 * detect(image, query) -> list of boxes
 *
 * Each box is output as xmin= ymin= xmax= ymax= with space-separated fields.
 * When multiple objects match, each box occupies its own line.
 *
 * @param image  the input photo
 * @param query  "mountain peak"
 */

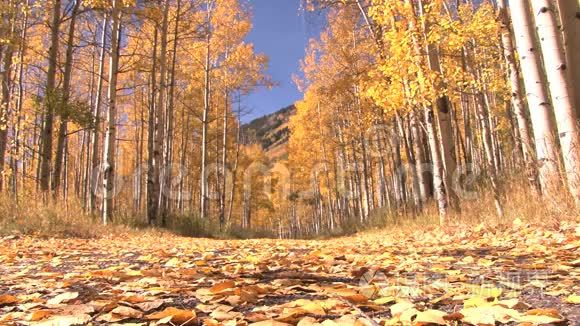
xmin=242 ymin=105 xmax=296 ymax=160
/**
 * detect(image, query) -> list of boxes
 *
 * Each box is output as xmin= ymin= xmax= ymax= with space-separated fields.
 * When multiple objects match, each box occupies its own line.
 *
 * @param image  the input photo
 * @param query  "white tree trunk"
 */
xmin=531 ymin=0 xmax=580 ymax=206
xmin=89 ymin=14 xmax=108 ymax=213
xmin=418 ymin=0 xmax=460 ymax=212
xmin=154 ymin=0 xmax=169 ymax=221
xmin=200 ymin=1 xmax=212 ymax=220
xmin=424 ymin=108 xmax=448 ymax=223
xmin=102 ymin=0 xmax=121 ymax=224
xmin=509 ymin=0 xmax=561 ymax=197
xmin=497 ymin=0 xmax=535 ymax=165
xmin=555 ymin=0 xmax=580 ymax=119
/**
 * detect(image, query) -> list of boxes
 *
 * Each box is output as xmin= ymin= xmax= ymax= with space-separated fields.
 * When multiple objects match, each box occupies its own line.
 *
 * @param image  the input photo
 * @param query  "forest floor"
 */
xmin=0 ymin=219 xmax=579 ymax=326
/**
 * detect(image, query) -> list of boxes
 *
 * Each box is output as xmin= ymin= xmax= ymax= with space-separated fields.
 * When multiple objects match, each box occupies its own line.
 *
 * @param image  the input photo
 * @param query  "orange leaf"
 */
xmin=0 ymin=294 xmax=18 ymax=305
xmin=210 ymin=280 xmax=236 ymax=294
xmin=146 ymin=307 xmax=197 ymax=325
xmin=27 ymin=310 xmax=54 ymax=321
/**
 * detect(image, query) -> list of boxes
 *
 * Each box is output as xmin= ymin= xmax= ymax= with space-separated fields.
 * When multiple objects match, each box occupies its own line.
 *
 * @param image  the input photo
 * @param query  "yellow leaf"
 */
xmin=415 ymin=309 xmax=447 ymax=325
xmin=34 ymin=314 xmax=91 ymax=326
xmin=565 ymin=294 xmax=580 ymax=304
xmin=249 ymin=320 xmax=293 ymax=326
xmin=165 ymin=257 xmax=180 ymax=267
xmin=519 ymin=314 xmax=564 ymax=324
xmin=464 ymin=296 xmax=490 ymax=308
xmin=46 ymin=292 xmax=79 ymax=305
xmin=373 ymin=296 xmax=396 ymax=305
xmin=390 ymin=300 xmax=415 ymax=316
xmin=111 ymin=306 xmax=143 ymax=319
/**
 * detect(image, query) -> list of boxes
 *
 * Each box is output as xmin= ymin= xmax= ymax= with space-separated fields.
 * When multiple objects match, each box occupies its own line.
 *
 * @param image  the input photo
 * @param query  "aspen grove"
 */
xmin=0 ymin=0 xmax=579 ymax=237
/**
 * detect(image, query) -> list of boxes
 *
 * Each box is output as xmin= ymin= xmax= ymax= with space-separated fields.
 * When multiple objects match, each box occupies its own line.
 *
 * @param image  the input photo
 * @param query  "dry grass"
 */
xmin=0 ymin=177 xmax=577 ymax=239
xmin=0 ymin=194 xmax=152 ymax=239
xmin=367 ymin=177 xmax=579 ymax=236
xmin=0 ymin=194 xmax=272 ymax=240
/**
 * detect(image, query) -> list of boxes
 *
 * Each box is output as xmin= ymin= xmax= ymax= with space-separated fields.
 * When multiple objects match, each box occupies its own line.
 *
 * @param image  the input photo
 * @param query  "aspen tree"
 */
xmin=200 ymin=0 xmax=213 ymax=220
xmin=102 ymin=0 xmax=122 ymax=224
xmin=531 ymin=0 xmax=580 ymax=206
xmin=53 ymin=0 xmax=81 ymax=196
xmin=496 ymin=0 xmax=537 ymax=189
xmin=39 ymin=0 xmax=61 ymax=192
xmin=509 ymin=0 xmax=561 ymax=197
xmin=416 ymin=0 xmax=460 ymax=213
xmin=0 ymin=0 xmax=16 ymax=191
xmin=555 ymin=0 xmax=580 ymax=118
xmin=88 ymin=14 xmax=108 ymax=213
xmin=154 ymin=0 xmax=170 ymax=223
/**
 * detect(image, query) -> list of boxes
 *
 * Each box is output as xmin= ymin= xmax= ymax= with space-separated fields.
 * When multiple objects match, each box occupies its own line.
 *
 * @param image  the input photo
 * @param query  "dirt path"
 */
xmin=0 ymin=221 xmax=578 ymax=325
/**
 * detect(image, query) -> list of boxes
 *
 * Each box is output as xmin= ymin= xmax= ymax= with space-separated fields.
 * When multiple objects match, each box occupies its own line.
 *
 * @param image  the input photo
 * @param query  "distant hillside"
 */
xmin=242 ymin=105 xmax=295 ymax=160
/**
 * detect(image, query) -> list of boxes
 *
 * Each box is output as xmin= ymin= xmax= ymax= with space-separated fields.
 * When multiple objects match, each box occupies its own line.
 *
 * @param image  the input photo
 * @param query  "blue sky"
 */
xmin=241 ymin=0 xmax=322 ymax=122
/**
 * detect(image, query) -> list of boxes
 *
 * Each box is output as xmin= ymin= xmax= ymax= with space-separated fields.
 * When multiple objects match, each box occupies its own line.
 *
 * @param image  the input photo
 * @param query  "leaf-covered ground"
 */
xmin=0 ymin=220 xmax=578 ymax=326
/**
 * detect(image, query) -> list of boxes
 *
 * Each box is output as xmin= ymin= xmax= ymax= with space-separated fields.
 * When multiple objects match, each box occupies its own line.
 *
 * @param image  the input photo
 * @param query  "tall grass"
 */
xmin=359 ymin=176 xmax=578 ymax=235
xmin=0 ymin=194 xmax=277 ymax=239
xmin=0 ymin=177 xmax=577 ymax=239
xmin=0 ymin=193 xmax=107 ymax=238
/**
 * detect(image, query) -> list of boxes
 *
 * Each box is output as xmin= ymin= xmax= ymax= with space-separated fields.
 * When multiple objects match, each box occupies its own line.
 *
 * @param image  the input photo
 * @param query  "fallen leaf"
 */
xmin=27 ymin=310 xmax=54 ymax=321
xmin=135 ymin=299 xmax=164 ymax=312
xmin=46 ymin=292 xmax=79 ymax=305
xmin=210 ymin=280 xmax=236 ymax=294
xmin=0 ymin=294 xmax=18 ymax=305
xmin=249 ymin=320 xmax=293 ymax=326
xmin=390 ymin=300 xmax=415 ymax=316
xmin=565 ymin=294 xmax=580 ymax=304
xmin=146 ymin=307 xmax=197 ymax=325
xmin=373 ymin=296 xmax=396 ymax=305
xmin=111 ymin=305 xmax=144 ymax=319
xmin=34 ymin=314 xmax=91 ymax=326
xmin=525 ymin=308 xmax=561 ymax=318
xmin=414 ymin=309 xmax=447 ymax=325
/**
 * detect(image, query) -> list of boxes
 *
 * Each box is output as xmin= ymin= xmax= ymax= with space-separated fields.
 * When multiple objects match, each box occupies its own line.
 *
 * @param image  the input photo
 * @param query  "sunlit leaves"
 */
xmin=0 ymin=221 xmax=578 ymax=324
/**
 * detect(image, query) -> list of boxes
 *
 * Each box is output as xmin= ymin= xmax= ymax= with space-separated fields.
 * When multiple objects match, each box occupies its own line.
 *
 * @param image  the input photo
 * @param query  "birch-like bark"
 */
xmin=147 ymin=26 xmax=159 ymax=224
xmin=410 ymin=111 xmax=430 ymax=202
xmin=0 ymin=13 xmax=14 ymax=191
xmin=425 ymin=107 xmax=448 ymax=223
xmin=219 ymin=90 xmax=228 ymax=228
xmin=154 ymin=0 xmax=169 ymax=223
xmin=475 ymin=92 xmax=504 ymax=217
xmin=417 ymin=0 xmax=460 ymax=212
xmin=200 ymin=0 xmax=212 ymax=220
xmin=88 ymin=14 xmax=108 ymax=213
xmin=316 ymin=102 xmax=336 ymax=228
xmin=164 ymin=0 xmax=181 ymax=219
xmin=11 ymin=1 xmax=29 ymax=197
xmin=101 ymin=0 xmax=121 ymax=224
xmin=555 ymin=0 xmax=580 ymax=118
xmin=226 ymin=100 xmax=242 ymax=223
xmin=531 ymin=0 xmax=580 ymax=206
xmin=497 ymin=0 xmax=536 ymax=179
xmin=509 ymin=0 xmax=561 ymax=197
